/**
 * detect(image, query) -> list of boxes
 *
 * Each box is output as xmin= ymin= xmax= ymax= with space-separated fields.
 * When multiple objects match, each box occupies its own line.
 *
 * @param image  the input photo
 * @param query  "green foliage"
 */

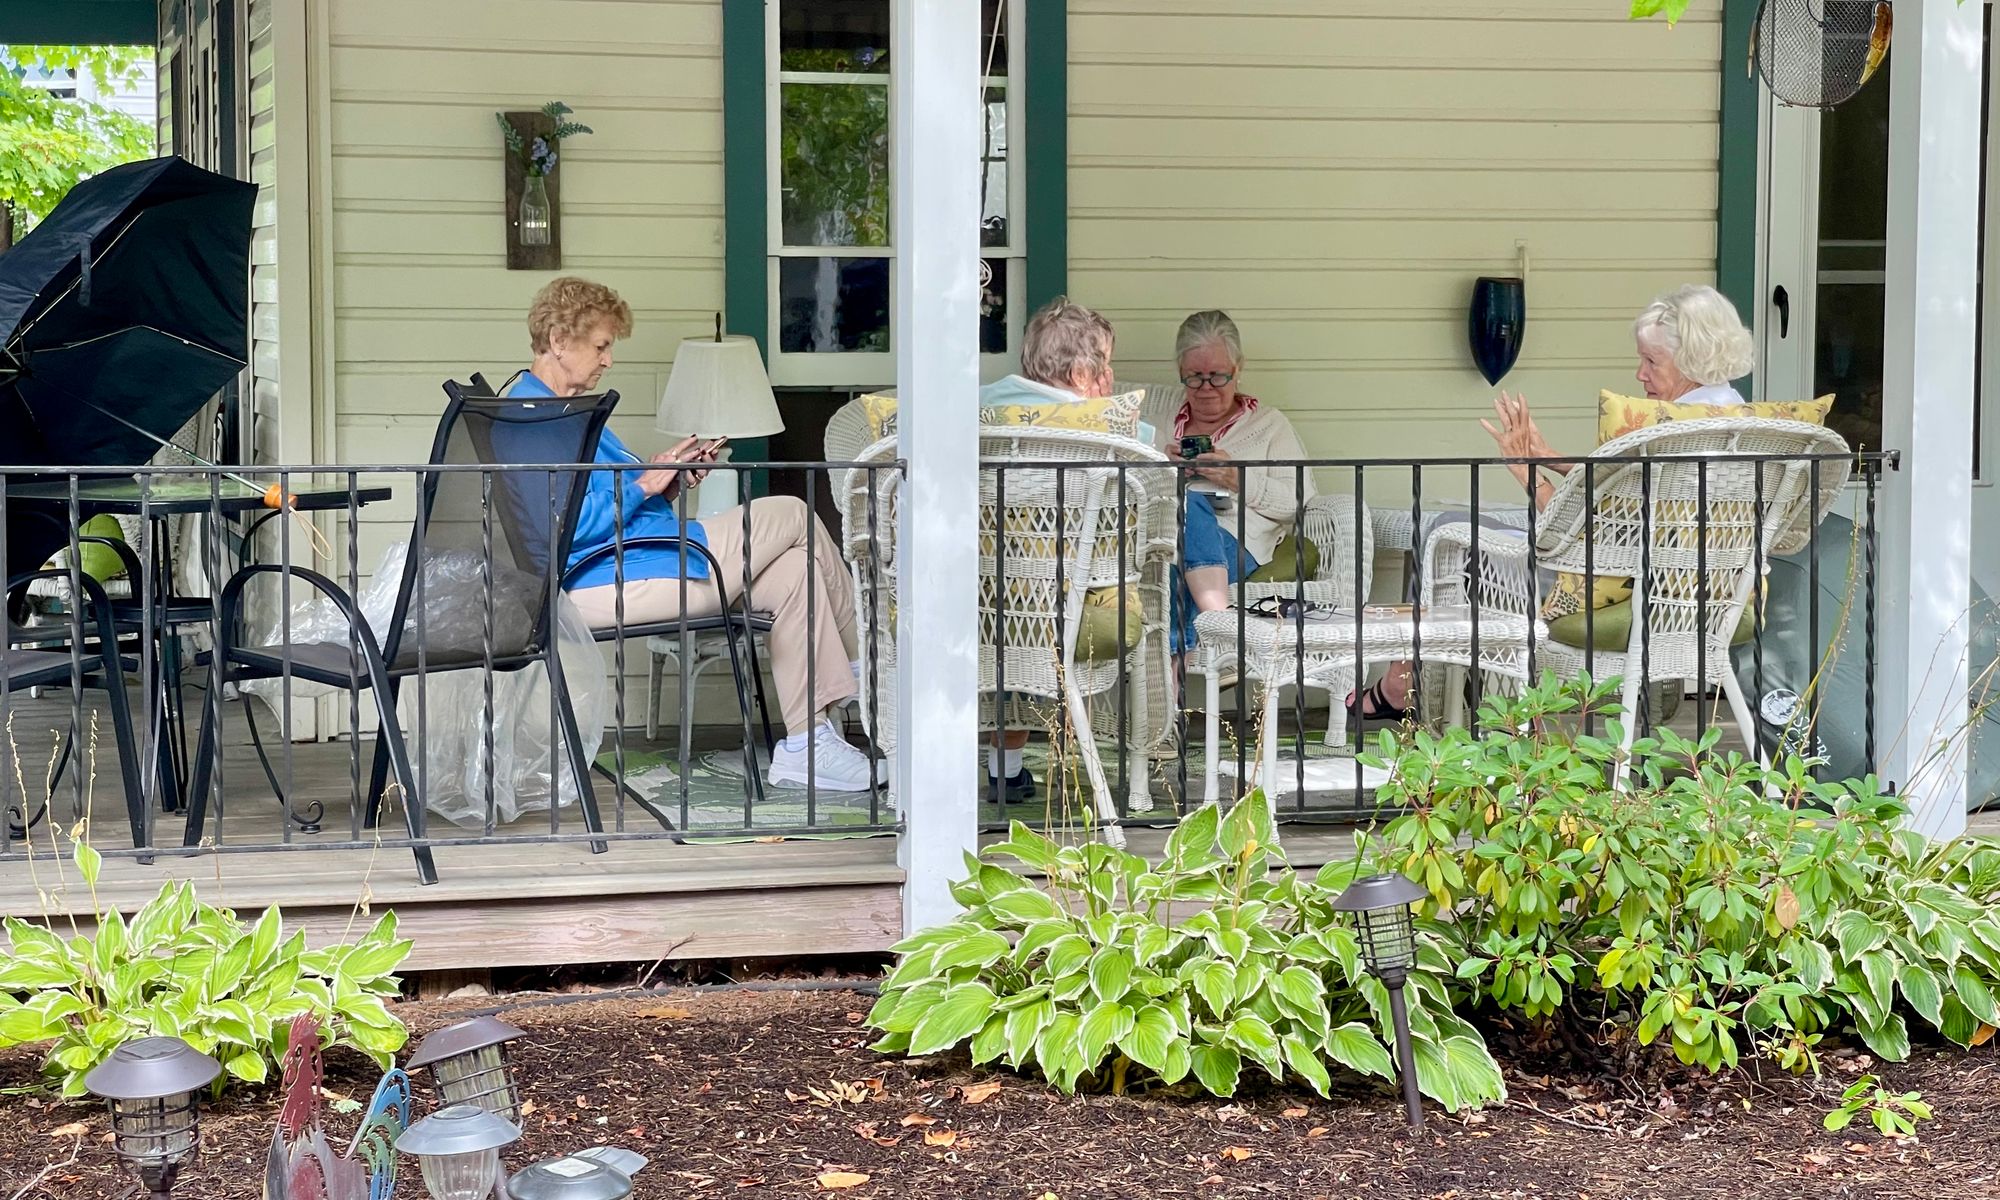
xmin=1823 ymin=1074 xmax=1933 ymax=1137
xmin=866 ymin=797 xmax=1506 ymax=1110
xmin=1628 ymin=0 xmax=1694 ymax=23
xmin=0 ymin=880 xmax=412 ymax=1097
xmin=0 ymin=46 xmax=151 ymax=230
xmin=778 ymin=53 xmax=889 ymax=251
xmin=494 ymin=100 xmax=593 ymax=177
xmin=1373 ymin=675 xmax=2000 ymax=1076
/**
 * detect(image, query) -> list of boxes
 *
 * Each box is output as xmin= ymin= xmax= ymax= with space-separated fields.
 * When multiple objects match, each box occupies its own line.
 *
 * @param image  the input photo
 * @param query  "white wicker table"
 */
xmin=1372 ymin=503 xmax=1532 ymax=553
xmin=1193 ymin=603 xmax=1536 ymax=813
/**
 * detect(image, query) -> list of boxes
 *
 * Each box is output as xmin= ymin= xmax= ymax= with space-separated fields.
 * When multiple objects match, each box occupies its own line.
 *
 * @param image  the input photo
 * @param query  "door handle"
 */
xmin=1773 ymin=285 xmax=1791 ymax=339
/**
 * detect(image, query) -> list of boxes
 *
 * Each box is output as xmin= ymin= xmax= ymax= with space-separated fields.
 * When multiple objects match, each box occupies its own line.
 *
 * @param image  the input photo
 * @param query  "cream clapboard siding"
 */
xmin=246 ymin=0 xmax=282 ymax=464
xmin=319 ymin=0 xmax=732 ymax=727
xmin=1068 ymin=0 xmax=1724 ymax=491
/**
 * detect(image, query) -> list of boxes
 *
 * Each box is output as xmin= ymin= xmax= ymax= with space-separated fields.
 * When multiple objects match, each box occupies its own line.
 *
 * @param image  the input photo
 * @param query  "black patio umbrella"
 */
xmin=0 ymin=156 xmax=255 ymax=577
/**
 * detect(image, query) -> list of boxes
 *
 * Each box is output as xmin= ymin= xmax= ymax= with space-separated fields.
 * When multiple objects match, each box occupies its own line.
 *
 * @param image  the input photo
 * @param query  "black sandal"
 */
xmin=1348 ymin=679 xmax=1412 ymax=724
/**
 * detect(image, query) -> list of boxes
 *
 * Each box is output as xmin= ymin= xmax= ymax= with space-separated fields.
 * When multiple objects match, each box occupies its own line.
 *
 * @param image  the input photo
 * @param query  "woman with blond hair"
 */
xmin=1353 ymin=283 xmax=1757 ymax=721
xmin=507 ymin=277 xmax=877 ymax=792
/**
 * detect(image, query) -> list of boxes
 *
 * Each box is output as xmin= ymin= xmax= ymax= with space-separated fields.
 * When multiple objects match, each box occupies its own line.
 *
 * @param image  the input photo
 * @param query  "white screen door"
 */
xmin=1757 ymin=4 xmax=1996 ymax=469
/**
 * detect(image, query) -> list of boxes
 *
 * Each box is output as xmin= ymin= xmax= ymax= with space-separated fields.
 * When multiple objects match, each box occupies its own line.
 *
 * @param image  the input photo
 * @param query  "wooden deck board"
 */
xmin=7 ymin=687 xmax=1998 ymax=970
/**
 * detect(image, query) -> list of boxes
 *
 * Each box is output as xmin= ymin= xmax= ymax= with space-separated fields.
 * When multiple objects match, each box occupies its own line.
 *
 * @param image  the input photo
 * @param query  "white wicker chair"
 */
xmin=1190 ymin=495 xmax=1373 ymax=800
xmin=838 ymin=427 xmax=1176 ymax=842
xmin=1422 ymin=417 xmax=1851 ymax=752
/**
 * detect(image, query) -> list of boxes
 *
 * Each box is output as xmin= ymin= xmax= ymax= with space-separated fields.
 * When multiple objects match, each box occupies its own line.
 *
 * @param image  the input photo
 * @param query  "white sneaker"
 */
xmin=768 ymin=723 xmax=884 ymax=792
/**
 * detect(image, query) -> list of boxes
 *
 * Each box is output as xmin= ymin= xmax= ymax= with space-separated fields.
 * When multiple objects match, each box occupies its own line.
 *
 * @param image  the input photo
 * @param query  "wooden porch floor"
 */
xmin=0 ymin=688 xmax=1382 ymax=970
xmin=4 ymin=688 xmax=1994 ymax=971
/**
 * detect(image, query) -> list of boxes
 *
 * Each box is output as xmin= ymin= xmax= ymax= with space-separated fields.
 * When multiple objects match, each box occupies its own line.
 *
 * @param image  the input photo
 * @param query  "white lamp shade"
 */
xmin=656 ymin=334 xmax=784 ymax=438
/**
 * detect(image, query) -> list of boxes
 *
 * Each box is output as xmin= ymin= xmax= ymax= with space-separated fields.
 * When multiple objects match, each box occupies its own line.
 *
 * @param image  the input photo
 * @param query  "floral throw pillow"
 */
xmin=979 ymin=389 xmax=1146 ymax=441
xmin=1595 ymin=390 xmax=1833 ymax=446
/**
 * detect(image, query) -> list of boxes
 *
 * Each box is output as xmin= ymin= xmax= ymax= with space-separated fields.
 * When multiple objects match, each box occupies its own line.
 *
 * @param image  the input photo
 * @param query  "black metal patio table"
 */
xmin=6 ymin=477 xmax=391 ymax=831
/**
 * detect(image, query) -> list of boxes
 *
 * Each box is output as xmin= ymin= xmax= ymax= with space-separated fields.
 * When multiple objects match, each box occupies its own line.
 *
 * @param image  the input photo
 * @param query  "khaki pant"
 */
xmin=569 ymin=496 xmax=858 ymax=735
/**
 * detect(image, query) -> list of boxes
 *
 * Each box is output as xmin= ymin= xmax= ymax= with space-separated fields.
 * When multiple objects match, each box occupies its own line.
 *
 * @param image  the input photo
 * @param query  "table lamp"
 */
xmin=655 ymin=327 xmax=784 ymax=518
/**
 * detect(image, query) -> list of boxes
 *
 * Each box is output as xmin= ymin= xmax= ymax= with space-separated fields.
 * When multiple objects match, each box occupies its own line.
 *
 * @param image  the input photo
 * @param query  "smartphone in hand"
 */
xmin=699 ymin=435 xmax=730 ymax=460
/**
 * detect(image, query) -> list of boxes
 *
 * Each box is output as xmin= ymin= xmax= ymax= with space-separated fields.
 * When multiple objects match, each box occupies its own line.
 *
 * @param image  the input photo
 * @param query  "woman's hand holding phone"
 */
xmin=635 ymin=435 xmax=704 ymax=498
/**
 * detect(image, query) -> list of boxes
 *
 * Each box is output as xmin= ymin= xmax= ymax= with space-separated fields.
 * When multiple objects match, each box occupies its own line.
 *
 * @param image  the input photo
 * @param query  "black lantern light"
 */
xmin=1332 ymin=871 xmax=1428 ymax=1131
xmin=82 ymin=1036 xmax=223 ymax=1199
xmin=409 ymin=1016 xmax=527 ymax=1120
xmin=1468 ymin=276 xmax=1526 ymax=386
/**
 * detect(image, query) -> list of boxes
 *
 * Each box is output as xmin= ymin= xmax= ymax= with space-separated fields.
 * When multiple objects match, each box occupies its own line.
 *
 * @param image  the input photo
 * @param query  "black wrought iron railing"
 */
xmin=0 ymin=436 xmax=1894 ymax=883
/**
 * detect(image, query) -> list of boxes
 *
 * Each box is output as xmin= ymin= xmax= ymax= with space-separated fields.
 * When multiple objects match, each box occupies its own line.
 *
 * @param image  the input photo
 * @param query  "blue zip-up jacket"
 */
xmin=505 ymin=371 xmax=710 ymax=587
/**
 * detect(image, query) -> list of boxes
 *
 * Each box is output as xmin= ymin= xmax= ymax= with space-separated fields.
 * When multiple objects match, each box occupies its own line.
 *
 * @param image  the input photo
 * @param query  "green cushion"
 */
xmin=1547 ymin=596 xmax=1757 ymax=652
xmin=1245 ymin=533 xmax=1320 ymax=585
xmin=1075 ymin=587 xmax=1143 ymax=662
xmin=47 ymin=514 xmax=129 ymax=583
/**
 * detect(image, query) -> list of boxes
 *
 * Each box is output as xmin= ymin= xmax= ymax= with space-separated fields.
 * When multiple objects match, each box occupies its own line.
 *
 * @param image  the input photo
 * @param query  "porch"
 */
xmin=17 ymin=680 xmax=1923 ymax=972
xmin=0 ymin=688 xmax=1401 ymax=970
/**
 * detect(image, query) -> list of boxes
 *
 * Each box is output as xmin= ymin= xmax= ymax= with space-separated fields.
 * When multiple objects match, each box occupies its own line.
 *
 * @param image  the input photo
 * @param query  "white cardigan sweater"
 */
xmin=1153 ymin=400 xmax=1314 ymax=563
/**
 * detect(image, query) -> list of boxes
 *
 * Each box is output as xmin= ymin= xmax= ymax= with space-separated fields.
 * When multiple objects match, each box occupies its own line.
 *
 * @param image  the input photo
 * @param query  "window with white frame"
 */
xmin=765 ymin=0 xmax=1024 ymax=387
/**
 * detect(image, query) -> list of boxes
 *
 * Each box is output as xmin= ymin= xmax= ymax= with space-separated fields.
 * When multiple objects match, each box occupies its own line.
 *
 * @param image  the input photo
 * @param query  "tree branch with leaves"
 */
xmin=0 ymin=45 xmax=151 ymax=247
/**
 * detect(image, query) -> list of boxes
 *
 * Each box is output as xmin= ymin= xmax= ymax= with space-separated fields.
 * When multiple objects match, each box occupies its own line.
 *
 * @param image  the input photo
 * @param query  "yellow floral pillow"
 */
xmin=1596 ymin=390 xmax=1834 ymax=446
xmin=980 ymin=390 xmax=1145 ymax=440
xmin=861 ymin=389 xmax=1145 ymax=442
xmin=860 ymin=392 xmax=900 ymax=441
xmin=1542 ymin=571 xmax=1632 ymax=622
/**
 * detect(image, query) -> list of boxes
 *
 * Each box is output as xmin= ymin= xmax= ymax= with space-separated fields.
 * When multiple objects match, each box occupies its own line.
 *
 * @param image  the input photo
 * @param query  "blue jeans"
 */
xmin=1173 ymin=491 xmax=1258 ymax=652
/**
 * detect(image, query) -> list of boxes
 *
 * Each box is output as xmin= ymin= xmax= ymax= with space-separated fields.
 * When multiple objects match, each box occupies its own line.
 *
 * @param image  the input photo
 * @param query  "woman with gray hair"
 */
xmin=1353 ymin=283 xmax=1756 ymax=721
xmin=1481 ymin=283 xmax=1756 ymax=508
xmin=1168 ymin=309 xmax=1313 ymax=651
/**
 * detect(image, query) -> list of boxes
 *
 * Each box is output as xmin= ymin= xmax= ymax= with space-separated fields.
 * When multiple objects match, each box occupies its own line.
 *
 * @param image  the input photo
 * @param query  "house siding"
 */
xmin=1066 ymin=0 xmax=1724 ymax=471
xmin=303 ymin=0 xmax=1728 ymax=724
xmin=318 ymin=0 xmax=731 ymax=718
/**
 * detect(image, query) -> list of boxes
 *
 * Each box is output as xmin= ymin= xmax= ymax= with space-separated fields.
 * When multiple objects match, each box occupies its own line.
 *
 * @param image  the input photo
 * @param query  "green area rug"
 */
xmin=592 ymin=729 xmax=1395 ymax=840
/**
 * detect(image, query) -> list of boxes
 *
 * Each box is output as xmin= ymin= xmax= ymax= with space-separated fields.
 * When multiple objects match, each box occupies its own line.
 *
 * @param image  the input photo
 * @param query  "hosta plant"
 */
xmin=0 ymin=876 xmax=412 ymax=1096
xmin=866 ymin=796 xmax=1506 ymax=1109
xmin=1372 ymin=674 xmax=2000 ymax=1075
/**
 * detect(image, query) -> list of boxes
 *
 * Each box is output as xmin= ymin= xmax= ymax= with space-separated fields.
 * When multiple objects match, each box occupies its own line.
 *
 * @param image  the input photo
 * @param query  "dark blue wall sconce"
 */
xmin=1469 ymin=275 xmax=1526 ymax=386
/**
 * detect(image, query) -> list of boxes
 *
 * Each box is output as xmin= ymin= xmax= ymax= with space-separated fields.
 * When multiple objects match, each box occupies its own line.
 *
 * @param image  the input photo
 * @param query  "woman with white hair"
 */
xmin=1480 ymin=283 xmax=1756 ymax=507
xmin=1352 ymin=283 xmax=1756 ymax=721
xmin=1168 ymin=309 xmax=1313 ymax=650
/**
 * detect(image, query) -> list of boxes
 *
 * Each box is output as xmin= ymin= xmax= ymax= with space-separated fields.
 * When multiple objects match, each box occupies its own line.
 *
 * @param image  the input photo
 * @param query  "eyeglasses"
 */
xmin=1245 ymin=596 xmax=1338 ymax=621
xmin=1179 ymin=371 xmax=1235 ymax=390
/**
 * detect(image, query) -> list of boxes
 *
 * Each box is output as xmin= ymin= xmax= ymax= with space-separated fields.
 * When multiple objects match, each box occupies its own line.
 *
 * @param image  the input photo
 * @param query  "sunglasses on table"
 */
xmin=1244 ymin=596 xmax=1340 ymax=621
xmin=1179 ymin=371 xmax=1236 ymax=389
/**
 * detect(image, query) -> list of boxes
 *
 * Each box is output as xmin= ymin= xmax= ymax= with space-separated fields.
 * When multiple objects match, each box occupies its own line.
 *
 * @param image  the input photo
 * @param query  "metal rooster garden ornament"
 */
xmin=265 ymin=1014 xmax=414 ymax=1200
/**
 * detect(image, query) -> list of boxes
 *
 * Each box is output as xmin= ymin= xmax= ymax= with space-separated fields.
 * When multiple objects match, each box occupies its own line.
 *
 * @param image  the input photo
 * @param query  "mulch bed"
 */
xmin=4 ymin=988 xmax=1999 ymax=1199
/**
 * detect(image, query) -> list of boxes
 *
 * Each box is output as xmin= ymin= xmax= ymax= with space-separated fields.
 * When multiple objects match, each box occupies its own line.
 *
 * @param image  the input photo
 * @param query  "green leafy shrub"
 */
xmin=865 ymin=797 xmax=1506 ymax=1109
xmin=1373 ymin=675 xmax=2000 ymax=1074
xmin=0 ymin=879 xmax=413 ymax=1096
xmin=1823 ymin=1074 xmax=1933 ymax=1137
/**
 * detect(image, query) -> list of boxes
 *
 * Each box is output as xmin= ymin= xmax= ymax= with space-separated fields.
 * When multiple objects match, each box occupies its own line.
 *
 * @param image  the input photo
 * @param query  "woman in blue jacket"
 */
xmin=512 ymin=278 xmax=875 ymax=793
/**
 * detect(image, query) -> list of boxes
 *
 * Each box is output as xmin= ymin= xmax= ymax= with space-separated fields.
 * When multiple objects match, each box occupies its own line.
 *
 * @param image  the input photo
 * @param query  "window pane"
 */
xmin=780 ymin=257 xmax=890 ymax=353
xmin=981 ymin=0 xmax=1009 ymax=77
xmin=981 ymin=88 xmax=1008 ymax=247
xmin=781 ymin=83 xmax=890 ymax=246
xmin=1811 ymin=46 xmax=1890 ymax=458
xmin=780 ymin=0 xmax=890 ymax=72
xmin=980 ymin=258 xmax=1008 ymax=354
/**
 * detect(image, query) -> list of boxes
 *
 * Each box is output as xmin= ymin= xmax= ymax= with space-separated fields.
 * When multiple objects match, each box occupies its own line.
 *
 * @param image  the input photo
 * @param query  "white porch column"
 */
xmin=1879 ymin=0 xmax=1983 ymax=838
xmin=892 ymin=0 xmax=982 ymax=931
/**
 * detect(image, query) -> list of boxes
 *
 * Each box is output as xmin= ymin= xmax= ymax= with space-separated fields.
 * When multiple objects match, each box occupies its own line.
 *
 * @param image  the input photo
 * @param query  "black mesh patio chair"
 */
xmin=183 ymin=382 xmax=621 ymax=883
xmin=460 ymin=376 xmax=778 ymax=824
xmin=3 ymin=568 xmax=147 ymax=849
